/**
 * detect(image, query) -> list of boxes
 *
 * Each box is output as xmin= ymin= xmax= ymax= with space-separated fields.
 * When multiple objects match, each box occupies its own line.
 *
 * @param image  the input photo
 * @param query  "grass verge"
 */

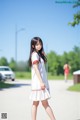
xmin=15 ymin=72 xmax=73 ymax=80
xmin=0 ymin=81 xmax=15 ymax=89
xmin=68 ymin=83 xmax=80 ymax=92
xmin=15 ymin=72 xmax=31 ymax=79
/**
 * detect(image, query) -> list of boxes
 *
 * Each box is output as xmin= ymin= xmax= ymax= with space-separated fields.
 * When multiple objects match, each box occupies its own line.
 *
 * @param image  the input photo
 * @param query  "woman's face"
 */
xmin=35 ymin=41 xmax=42 ymax=51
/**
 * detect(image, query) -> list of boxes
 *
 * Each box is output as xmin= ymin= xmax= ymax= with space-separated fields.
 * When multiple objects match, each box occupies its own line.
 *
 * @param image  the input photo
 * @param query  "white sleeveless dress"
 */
xmin=29 ymin=52 xmax=51 ymax=101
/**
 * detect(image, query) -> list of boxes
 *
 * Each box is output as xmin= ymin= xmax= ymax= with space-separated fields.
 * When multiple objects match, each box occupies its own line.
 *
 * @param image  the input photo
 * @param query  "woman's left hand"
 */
xmin=40 ymin=82 xmax=46 ymax=90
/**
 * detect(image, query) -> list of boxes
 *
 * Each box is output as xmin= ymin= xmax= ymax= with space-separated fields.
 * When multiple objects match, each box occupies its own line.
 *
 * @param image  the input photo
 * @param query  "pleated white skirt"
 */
xmin=29 ymin=88 xmax=51 ymax=101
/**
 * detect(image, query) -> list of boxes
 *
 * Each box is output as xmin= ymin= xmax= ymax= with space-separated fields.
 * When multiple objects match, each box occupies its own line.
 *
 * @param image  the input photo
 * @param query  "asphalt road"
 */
xmin=0 ymin=79 xmax=80 ymax=120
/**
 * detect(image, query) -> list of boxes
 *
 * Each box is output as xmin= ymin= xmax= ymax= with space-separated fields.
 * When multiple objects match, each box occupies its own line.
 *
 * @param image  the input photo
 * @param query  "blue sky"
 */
xmin=0 ymin=0 xmax=80 ymax=62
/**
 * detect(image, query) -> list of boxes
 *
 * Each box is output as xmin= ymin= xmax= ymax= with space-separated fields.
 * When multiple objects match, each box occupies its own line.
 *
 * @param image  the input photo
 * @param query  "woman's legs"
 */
xmin=64 ymin=73 xmax=68 ymax=82
xmin=41 ymin=100 xmax=56 ymax=120
xmin=32 ymin=101 xmax=39 ymax=120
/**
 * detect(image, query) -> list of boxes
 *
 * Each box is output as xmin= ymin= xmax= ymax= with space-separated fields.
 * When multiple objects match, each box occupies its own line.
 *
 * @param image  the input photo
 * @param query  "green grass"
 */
xmin=48 ymin=73 xmax=72 ymax=80
xmin=15 ymin=72 xmax=73 ymax=80
xmin=68 ymin=83 xmax=80 ymax=92
xmin=15 ymin=72 xmax=31 ymax=79
xmin=0 ymin=81 xmax=15 ymax=89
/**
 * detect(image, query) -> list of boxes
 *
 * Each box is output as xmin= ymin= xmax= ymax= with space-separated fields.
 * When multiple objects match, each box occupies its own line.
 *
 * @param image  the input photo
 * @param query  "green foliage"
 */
xmin=47 ymin=51 xmax=63 ymax=75
xmin=0 ymin=81 xmax=15 ymax=88
xmin=67 ymin=46 xmax=80 ymax=73
xmin=0 ymin=57 xmax=8 ymax=66
xmin=9 ymin=58 xmax=16 ymax=71
xmin=47 ymin=51 xmax=66 ymax=75
xmin=47 ymin=45 xmax=80 ymax=75
xmin=69 ymin=11 xmax=80 ymax=26
xmin=69 ymin=0 xmax=80 ymax=27
xmin=73 ymin=0 xmax=80 ymax=8
xmin=0 ymin=45 xmax=80 ymax=76
xmin=16 ymin=60 xmax=31 ymax=72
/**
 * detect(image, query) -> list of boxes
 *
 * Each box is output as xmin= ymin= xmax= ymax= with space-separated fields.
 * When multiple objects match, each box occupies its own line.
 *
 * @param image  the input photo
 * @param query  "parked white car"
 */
xmin=0 ymin=66 xmax=15 ymax=81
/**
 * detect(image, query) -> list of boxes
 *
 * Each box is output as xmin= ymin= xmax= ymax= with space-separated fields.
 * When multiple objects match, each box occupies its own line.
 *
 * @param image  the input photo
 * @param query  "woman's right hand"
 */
xmin=40 ymin=82 xmax=46 ymax=90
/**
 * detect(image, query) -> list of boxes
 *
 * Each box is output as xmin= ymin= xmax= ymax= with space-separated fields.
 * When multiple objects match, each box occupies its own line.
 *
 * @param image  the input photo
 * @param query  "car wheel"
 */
xmin=11 ymin=79 xmax=15 ymax=81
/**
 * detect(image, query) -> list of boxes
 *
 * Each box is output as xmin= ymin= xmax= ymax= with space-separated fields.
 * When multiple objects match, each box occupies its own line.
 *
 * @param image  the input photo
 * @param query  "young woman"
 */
xmin=29 ymin=37 xmax=56 ymax=120
xmin=63 ymin=63 xmax=71 ymax=82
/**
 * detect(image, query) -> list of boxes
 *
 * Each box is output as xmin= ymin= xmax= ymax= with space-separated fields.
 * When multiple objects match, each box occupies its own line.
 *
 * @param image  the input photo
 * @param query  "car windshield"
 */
xmin=0 ymin=68 xmax=10 ymax=71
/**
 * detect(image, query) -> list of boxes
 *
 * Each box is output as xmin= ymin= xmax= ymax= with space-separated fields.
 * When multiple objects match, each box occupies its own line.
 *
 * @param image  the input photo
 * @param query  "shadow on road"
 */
xmin=13 ymin=83 xmax=31 ymax=88
xmin=0 ymin=81 xmax=31 ymax=91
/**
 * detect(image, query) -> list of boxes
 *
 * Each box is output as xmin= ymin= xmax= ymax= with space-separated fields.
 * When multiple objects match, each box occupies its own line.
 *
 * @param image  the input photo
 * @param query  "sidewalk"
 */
xmin=0 ymin=80 xmax=80 ymax=120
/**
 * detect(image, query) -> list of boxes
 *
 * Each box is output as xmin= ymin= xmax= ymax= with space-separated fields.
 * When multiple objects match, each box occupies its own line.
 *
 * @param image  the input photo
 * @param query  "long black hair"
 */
xmin=28 ymin=37 xmax=47 ymax=66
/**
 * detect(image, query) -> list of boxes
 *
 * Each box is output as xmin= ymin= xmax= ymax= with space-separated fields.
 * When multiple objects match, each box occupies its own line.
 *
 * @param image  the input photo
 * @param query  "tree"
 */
xmin=47 ymin=51 xmax=63 ymax=75
xmin=73 ymin=45 xmax=80 ymax=54
xmin=15 ymin=60 xmax=31 ymax=72
xmin=73 ymin=0 xmax=80 ymax=8
xmin=0 ymin=57 xmax=8 ymax=66
xmin=47 ymin=47 xmax=80 ymax=75
xmin=9 ymin=58 xmax=16 ymax=71
xmin=69 ymin=0 xmax=80 ymax=26
xmin=61 ymin=52 xmax=70 ymax=65
xmin=47 ymin=51 xmax=57 ymax=75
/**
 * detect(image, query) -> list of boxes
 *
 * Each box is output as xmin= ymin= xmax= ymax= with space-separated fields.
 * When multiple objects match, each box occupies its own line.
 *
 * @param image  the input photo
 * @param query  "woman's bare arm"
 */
xmin=33 ymin=63 xmax=45 ymax=90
